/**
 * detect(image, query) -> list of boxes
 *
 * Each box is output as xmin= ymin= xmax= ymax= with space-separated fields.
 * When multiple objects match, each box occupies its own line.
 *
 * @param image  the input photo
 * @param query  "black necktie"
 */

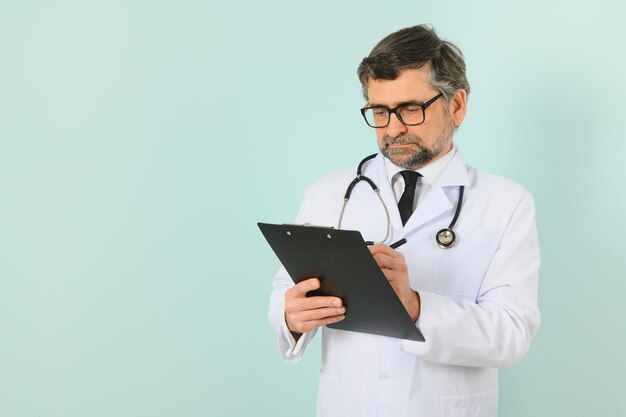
xmin=398 ymin=170 xmax=422 ymax=226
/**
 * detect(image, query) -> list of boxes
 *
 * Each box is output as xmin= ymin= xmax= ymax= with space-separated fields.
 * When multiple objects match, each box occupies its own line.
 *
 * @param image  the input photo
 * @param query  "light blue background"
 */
xmin=1 ymin=1 xmax=625 ymax=416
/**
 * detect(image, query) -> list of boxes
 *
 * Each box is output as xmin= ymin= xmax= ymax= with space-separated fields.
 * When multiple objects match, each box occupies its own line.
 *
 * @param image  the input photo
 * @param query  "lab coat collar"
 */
xmin=370 ymin=150 xmax=471 ymax=233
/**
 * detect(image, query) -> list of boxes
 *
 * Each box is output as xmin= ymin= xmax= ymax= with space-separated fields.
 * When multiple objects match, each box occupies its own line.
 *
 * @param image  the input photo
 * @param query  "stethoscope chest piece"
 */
xmin=436 ymin=228 xmax=456 ymax=249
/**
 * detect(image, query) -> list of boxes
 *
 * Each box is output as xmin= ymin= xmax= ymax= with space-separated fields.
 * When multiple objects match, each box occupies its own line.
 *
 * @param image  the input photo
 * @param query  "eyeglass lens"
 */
xmin=363 ymin=105 xmax=425 ymax=127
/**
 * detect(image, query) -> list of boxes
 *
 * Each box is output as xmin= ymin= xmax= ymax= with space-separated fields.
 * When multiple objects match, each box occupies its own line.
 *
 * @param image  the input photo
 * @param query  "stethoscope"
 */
xmin=337 ymin=154 xmax=465 ymax=249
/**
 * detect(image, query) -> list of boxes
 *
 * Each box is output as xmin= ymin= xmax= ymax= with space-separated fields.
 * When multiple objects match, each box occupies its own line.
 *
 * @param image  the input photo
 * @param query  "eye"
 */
xmin=372 ymin=108 xmax=387 ymax=116
xmin=402 ymin=106 xmax=420 ymax=114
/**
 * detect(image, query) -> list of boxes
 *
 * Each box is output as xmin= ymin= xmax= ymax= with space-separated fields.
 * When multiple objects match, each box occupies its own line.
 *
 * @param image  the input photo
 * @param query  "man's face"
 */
xmin=366 ymin=67 xmax=455 ymax=170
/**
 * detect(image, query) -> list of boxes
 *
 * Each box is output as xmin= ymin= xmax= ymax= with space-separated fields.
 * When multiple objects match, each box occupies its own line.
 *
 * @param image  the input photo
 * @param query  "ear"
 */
xmin=448 ymin=89 xmax=468 ymax=127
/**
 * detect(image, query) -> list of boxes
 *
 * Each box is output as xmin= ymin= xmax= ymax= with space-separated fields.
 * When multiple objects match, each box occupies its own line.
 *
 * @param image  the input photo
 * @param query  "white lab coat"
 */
xmin=268 ymin=150 xmax=540 ymax=417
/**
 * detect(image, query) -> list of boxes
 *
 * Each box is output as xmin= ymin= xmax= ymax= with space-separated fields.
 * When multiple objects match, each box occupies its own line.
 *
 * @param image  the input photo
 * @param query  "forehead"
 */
xmin=367 ymin=67 xmax=436 ymax=106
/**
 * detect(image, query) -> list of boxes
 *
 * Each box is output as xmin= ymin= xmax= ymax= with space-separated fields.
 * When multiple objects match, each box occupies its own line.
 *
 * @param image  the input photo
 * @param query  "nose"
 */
xmin=386 ymin=112 xmax=408 ymax=138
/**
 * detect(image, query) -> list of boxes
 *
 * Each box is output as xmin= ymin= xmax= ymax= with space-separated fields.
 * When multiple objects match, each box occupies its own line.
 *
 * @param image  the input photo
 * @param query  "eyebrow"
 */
xmin=366 ymin=100 xmax=423 ymax=108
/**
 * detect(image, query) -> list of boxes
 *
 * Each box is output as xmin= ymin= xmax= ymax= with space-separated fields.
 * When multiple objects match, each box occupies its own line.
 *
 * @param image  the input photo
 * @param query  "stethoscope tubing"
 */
xmin=337 ymin=153 xmax=464 ymax=248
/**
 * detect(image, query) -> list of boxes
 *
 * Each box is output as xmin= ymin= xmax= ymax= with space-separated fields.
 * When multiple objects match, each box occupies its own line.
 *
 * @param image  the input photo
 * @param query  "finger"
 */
xmin=374 ymin=265 xmax=399 ymax=284
xmin=285 ymin=296 xmax=343 ymax=317
xmin=287 ymin=309 xmax=344 ymax=334
xmin=371 ymin=252 xmax=399 ymax=270
xmin=295 ymin=306 xmax=347 ymax=322
xmin=300 ymin=295 xmax=343 ymax=310
xmin=369 ymin=243 xmax=402 ymax=258
xmin=294 ymin=314 xmax=346 ymax=334
xmin=287 ymin=278 xmax=320 ymax=298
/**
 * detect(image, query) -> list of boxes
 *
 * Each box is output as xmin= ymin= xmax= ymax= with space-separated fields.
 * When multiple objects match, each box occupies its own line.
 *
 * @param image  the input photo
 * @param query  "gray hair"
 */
xmin=357 ymin=25 xmax=470 ymax=104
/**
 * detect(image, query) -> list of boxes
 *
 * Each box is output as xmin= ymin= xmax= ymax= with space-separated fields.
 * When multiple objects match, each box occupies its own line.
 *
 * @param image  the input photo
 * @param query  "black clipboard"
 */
xmin=259 ymin=222 xmax=424 ymax=341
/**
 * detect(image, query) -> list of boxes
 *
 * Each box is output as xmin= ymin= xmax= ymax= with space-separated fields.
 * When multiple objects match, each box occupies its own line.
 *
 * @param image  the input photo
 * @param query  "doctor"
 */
xmin=268 ymin=25 xmax=540 ymax=417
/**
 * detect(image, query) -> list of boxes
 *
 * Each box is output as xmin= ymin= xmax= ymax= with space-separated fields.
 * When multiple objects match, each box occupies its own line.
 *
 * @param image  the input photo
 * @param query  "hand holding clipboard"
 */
xmin=259 ymin=223 xmax=424 ymax=341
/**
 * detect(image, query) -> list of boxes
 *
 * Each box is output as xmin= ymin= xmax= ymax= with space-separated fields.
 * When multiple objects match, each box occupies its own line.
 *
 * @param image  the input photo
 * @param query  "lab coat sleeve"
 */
xmin=267 ymin=186 xmax=318 ymax=362
xmin=400 ymin=192 xmax=541 ymax=368
xmin=268 ymin=265 xmax=318 ymax=362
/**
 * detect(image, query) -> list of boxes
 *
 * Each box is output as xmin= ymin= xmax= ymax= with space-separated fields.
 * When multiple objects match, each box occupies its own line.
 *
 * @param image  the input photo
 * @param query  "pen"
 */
xmin=365 ymin=238 xmax=407 ymax=249
xmin=389 ymin=238 xmax=407 ymax=249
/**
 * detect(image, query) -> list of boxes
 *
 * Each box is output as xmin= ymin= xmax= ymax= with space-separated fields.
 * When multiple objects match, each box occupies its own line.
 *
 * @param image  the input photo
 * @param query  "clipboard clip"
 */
xmin=281 ymin=223 xmax=336 ymax=238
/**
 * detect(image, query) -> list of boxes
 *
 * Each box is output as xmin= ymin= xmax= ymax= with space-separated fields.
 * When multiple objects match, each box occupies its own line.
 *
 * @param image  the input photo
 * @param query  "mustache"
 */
xmin=381 ymin=135 xmax=425 ymax=147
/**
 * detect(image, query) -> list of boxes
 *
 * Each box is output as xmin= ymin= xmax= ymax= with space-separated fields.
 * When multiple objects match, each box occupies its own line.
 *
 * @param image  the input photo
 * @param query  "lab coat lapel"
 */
xmin=402 ymin=151 xmax=471 ymax=233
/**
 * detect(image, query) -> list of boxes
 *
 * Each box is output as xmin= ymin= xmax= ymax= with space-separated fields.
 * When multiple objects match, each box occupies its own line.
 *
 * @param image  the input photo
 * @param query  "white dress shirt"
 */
xmin=385 ymin=146 xmax=457 ymax=210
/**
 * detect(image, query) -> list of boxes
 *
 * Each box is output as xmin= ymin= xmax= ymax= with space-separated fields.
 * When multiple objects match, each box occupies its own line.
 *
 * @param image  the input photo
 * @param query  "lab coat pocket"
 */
xmin=439 ymin=390 xmax=497 ymax=417
xmin=317 ymin=370 xmax=341 ymax=417
xmin=436 ymin=229 xmax=499 ymax=299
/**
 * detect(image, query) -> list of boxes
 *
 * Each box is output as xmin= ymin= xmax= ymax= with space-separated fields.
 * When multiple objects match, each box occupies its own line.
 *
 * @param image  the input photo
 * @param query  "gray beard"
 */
xmin=380 ymin=134 xmax=449 ymax=170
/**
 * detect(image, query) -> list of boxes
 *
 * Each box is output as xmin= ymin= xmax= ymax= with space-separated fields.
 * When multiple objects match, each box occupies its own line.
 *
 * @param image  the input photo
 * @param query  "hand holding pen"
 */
xmin=367 ymin=238 xmax=420 ymax=322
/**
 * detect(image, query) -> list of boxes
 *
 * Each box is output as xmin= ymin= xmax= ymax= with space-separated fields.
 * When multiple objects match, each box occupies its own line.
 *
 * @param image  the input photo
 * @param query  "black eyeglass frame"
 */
xmin=360 ymin=92 xmax=444 ymax=128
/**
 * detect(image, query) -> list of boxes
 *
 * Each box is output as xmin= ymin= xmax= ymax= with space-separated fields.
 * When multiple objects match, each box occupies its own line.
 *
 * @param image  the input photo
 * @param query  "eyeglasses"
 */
xmin=360 ymin=92 xmax=444 ymax=128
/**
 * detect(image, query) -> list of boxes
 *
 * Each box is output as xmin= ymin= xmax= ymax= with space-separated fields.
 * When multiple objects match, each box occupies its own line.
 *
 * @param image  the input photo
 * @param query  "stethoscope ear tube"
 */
xmin=343 ymin=178 xmax=360 ymax=200
xmin=357 ymin=153 xmax=378 ymax=176
xmin=344 ymin=153 xmax=378 ymax=200
xmin=338 ymin=176 xmax=391 ymax=244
